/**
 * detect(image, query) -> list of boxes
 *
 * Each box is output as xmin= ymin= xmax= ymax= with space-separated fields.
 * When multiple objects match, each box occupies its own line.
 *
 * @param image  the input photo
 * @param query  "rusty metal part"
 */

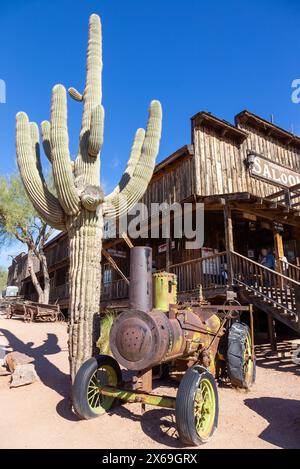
xmin=98 ymin=384 xmax=176 ymax=409
xmin=110 ymin=308 xmax=181 ymax=370
xmin=110 ymin=305 xmax=221 ymax=371
xmin=200 ymin=350 xmax=211 ymax=368
xmin=109 ymin=246 xmax=254 ymax=377
xmin=129 ymin=247 xmax=153 ymax=313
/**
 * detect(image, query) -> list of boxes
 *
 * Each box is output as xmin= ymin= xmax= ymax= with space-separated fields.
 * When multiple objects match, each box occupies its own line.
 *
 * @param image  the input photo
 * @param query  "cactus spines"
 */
xmin=16 ymin=14 xmax=162 ymax=380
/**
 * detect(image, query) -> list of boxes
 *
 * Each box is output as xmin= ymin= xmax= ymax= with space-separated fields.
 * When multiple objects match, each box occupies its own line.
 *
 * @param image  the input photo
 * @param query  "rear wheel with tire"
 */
xmin=176 ymin=365 xmax=219 ymax=446
xmin=72 ymin=355 xmax=122 ymax=419
xmin=227 ymin=322 xmax=256 ymax=389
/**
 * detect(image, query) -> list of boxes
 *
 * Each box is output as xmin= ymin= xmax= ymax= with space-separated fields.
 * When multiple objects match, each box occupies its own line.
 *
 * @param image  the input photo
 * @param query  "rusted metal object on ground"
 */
xmin=73 ymin=247 xmax=256 ymax=446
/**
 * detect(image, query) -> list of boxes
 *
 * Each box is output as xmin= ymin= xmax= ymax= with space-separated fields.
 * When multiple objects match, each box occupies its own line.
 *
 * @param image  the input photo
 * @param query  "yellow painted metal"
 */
xmin=153 ymin=272 xmax=177 ymax=310
xmin=98 ymin=384 xmax=176 ymax=409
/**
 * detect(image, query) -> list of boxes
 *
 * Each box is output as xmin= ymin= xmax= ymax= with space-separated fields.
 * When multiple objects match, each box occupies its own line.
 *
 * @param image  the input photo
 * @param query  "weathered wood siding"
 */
xmin=46 ymin=235 xmax=69 ymax=269
xmin=193 ymin=123 xmax=300 ymax=198
xmin=238 ymin=121 xmax=300 ymax=197
xmin=7 ymin=252 xmax=39 ymax=288
xmin=141 ymin=153 xmax=196 ymax=215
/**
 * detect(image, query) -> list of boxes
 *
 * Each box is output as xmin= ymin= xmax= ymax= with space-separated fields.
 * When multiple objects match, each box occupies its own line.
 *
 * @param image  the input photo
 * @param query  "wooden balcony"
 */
xmin=100 ymin=251 xmax=228 ymax=304
xmin=101 ymin=279 xmax=129 ymax=302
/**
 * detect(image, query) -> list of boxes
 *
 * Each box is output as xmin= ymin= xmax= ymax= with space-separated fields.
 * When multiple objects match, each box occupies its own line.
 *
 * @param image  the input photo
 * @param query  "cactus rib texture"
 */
xmin=50 ymin=85 xmax=81 ymax=215
xmin=16 ymin=13 xmax=162 ymax=380
xmin=16 ymin=112 xmax=66 ymax=230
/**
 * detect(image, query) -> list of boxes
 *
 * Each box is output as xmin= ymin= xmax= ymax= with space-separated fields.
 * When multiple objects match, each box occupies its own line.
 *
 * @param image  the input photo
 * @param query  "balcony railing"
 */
xmin=101 ymin=279 xmax=129 ymax=301
xmin=169 ymin=251 xmax=227 ymax=292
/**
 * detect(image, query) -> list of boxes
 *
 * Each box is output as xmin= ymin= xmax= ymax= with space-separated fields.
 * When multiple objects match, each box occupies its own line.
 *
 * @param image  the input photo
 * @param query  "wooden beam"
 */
xmin=232 ymin=203 xmax=300 ymax=227
xmin=121 ymin=232 xmax=134 ymax=249
xmin=102 ymin=249 xmax=130 ymax=285
xmin=204 ymin=196 xmax=226 ymax=205
xmin=224 ymin=203 xmax=234 ymax=284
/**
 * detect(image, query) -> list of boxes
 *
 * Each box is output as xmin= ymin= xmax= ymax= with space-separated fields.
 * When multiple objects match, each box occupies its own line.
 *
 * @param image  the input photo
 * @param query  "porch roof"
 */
xmin=197 ymin=191 xmax=300 ymax=227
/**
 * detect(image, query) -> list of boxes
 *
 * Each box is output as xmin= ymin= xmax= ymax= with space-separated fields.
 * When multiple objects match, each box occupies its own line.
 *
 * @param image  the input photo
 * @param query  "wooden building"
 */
xmin=12 ymin=109 xmax=300 ymax=344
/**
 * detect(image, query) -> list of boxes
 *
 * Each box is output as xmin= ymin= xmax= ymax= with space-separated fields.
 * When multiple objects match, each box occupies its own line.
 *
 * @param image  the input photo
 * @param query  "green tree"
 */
xmin=0 ymin=266 xmax=7 ymax=291
xmin=0 ymin=174 xmax=54 ymax=303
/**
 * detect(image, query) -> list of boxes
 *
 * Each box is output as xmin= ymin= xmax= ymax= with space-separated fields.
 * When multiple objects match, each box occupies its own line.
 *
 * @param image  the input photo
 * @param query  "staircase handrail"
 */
xmin=230 ymin=250 xmax=300 ymax=286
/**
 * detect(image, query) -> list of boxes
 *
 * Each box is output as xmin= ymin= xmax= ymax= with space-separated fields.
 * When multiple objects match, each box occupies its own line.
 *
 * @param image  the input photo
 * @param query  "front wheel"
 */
xmin=176 ymin=365 xmax=219 ymax=446
xmin=72 ymin=355 xmax=122 ymax=419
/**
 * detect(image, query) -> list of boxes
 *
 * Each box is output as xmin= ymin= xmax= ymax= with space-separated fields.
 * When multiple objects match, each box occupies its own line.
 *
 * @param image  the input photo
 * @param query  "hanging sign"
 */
xmin=273 ymin=222 xmax=284 ymax=233
xmin=250 ymin=154 xmax=300 ymax=188
xmin=158 ymin=241 xmax=175 ymax=253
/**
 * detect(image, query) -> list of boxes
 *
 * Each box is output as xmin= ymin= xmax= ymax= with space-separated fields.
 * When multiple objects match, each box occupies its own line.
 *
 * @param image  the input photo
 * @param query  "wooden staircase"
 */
xmin=231 ymin=251 xmax=300 ymax=333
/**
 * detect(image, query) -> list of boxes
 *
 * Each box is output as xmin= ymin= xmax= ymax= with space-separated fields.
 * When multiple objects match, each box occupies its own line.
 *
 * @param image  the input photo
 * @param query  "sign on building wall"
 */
xmin=250 ymin=153 xmax=300 ymax=188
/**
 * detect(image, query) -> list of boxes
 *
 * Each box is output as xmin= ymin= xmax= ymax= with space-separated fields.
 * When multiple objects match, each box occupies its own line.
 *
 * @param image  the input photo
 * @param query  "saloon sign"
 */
xmin=250 ymin=154 xmax=300 ymax=188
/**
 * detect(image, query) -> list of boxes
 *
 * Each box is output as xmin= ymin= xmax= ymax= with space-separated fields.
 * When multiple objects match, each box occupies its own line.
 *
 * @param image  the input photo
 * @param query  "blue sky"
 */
xmin=0 ymin=0 xmax=300 ymax=267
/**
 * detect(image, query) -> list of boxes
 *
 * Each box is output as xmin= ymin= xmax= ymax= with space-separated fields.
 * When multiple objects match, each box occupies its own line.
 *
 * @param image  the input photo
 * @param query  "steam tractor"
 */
xmin=73 ymin=247 xmax=256 ymax=446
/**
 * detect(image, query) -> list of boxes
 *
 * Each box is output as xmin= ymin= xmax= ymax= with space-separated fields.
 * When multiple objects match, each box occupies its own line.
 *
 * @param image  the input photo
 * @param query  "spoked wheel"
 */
xmin=24 ymin=308 xmax=34 ymax=323
xmin=6 ymin=305 xmax=12 ymax=319
xmin=227 ymin=322 xmax=256 ymax=389
xmin=72 ymin=355 xmax=122 ymax=419
xmin=176 ymin=365 xmax=219 ymax=446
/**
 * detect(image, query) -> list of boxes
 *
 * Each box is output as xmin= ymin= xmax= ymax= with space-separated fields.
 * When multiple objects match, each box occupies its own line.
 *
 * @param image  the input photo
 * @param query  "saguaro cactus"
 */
xmin=16 ymin=14 xmax=162 ymax=380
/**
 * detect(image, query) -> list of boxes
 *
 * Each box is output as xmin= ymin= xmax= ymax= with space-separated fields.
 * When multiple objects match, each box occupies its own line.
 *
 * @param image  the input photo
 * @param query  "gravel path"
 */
xmin=0 ymin=317 xmax=299 ymax=449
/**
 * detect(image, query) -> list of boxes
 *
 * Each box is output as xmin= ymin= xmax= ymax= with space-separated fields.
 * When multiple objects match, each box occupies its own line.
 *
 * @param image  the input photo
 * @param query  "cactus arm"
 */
xmin=40 ymin=120 xmax=52 ymax=162
xmin=88 ymin=104 xmax=104 ymax=157
xmin=16 ymin=112 xmax=66 ymax=230
xmin=30 ymin=122 xmax=44 ymax=177
xmin=104 ymin=128 xmax=145 ymax=204
xmin=81 ymin=14 xmax=102 ymax=135
xmin=74 ymin=14 xmax=103 ymax=189
xmin=104 ymin=100 xmax=162 ymax=218
xmin=68 ymin=87 xmax=83 ymax=102
xmin=50 ymin=84 xmax=80 ymax=215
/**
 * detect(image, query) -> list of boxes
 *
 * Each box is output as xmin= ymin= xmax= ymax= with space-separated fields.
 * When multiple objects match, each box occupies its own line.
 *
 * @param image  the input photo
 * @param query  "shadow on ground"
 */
xmin=0 ymin=327 xmax=78 ymax=420
xmin=111 ymin=404 xmax=183 ymax=448
xmin=255 ymin=340 xmax=300 ymax=377
xmin=245 ymin=397 xmax=300 ymax=449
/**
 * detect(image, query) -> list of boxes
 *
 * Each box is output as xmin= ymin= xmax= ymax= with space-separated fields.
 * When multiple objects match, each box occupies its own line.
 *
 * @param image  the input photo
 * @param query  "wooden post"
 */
xmin=274 ymin=229 xmax=284 ymax=289
xmin=165 ymin=238 xmax=171 ymax=272
xmin=267 ymin=314 xmax=277 ymax=354
xmin=274 ymin=231 xmax=284 ymax=273
xmin=224 ymin=203 xmax=234 ymax=285
xmin=292 ymin=227 xmax=300 ymax=266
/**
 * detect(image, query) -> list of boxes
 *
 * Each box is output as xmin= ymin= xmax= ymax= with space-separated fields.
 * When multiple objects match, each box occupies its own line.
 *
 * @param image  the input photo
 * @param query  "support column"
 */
xmin=224 ymin=203 xmax=234 ymax=285
xmin=267 ymin=313 xmax=277 ymax=354
xmin=274 ymin=230 xmax=284 ymax=274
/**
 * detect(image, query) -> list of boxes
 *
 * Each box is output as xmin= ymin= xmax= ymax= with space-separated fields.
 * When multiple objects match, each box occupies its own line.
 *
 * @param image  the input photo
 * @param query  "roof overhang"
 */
xmin=191 ymin=111 xmax=248 ymax=144
xmin=236 ymin=110 xmax=300 ymax=150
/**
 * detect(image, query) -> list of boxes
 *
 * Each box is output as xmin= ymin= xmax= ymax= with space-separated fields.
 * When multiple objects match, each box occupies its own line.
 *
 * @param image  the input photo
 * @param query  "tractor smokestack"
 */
xmin=129 ymin=246 xmax=153 ymax=313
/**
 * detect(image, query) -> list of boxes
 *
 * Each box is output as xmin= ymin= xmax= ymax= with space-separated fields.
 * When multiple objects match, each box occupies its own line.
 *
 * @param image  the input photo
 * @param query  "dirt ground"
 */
xmin=0 ymin=316 xmax=300 ymax=449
